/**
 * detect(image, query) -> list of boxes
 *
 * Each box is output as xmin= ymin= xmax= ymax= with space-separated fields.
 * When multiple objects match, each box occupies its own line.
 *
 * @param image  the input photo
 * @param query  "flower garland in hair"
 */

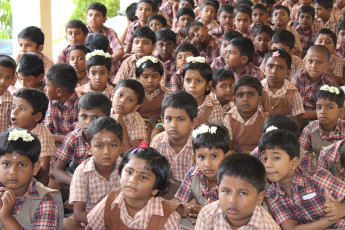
xmin=192 ymin=124 xmax=217 ymax=138
xmin=85 ymin=49 xmax=111 ymax=61
xmin=320 ymin=85 xmax=340 ymax=95
xmin=186 ymin=56 xmax=206 ymax=64
xmin=136 ymin=56 xmax=158 ymax=67
xmin=8 ymin=129 xmax=34 ymax=142
xmin=265 ymin=126 xmax=278 ymax=133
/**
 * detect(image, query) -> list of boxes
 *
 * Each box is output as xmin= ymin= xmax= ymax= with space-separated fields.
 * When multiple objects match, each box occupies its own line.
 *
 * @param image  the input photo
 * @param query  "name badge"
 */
xmin=302 ymin=192 xmax=316 ymax=200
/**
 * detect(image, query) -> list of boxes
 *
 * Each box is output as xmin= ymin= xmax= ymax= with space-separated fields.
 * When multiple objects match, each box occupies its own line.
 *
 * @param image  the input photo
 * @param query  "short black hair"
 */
xmin=119 ymin=146 xmax=170 ymax=197
xmin=254 ymin=25 xmax=273 ymax=38
xmin=337 ymin=20 xmax=345 ymax=35
xmin=179 ymin=0 xmax=194 ymax=8
xmin=230 ymin=37 xmax=255 ymax=62
xmin=183 ymin=61 xmax=213 ymax=95
xmin=0 ymin=128 xmax=41 ymax=164
xmin=148 ymin=14 xmax=167 ymax=27
xmin=252 ymin=3 xmax=267 ymax=14
xmin=136 ymin=56 xmax=164 ymax=77
xmin=18 ymin=26 xmax=44 ymax=46
xmin=234 ymin=75 xmax=262 ymax=96
xmin=298 ymin=5 xmax=315 ymax=20
xmin=87 ymin=2 xmax=107 ymax=17
xmin=193 ymin=122 xmax=230 ymax=153
xmin=314 ymin=28 xmax=337 ymax=48
xmin=14 ymin=88 xmax=49 ymax=123
xmin=219 ymin=4 xmax=234 ymax=15
xmin=134 ymin=27 xmax=156 ymax=45
xmin=85 ymin=33 xmax=110 ymax=52
xmin=69 ymin=44 xmax=91 ymax=55
xmin=126 ymin=3 xmax=138 ymax=22
xmin=261 ymin=0 xmax=276 ymax=3
xmin=17 ymin=53 xmax=44 ymax=77
xmin=65 ymin=19 xmax=88 ymax=35
xmin=185 ymin=21 xmax=205 ymax=37
xmin=212 ymin=67 xmax=234 ymax=87
xmin=316 ymin=86 xmax=345 ymax=108
xmin=307 ymin=45 xmax=330 ymax=62
xmin=272 ymin=5 xmax=290 ymax=17
xmin=200 ymin=1 xmax=217 ymax=12
xmin=0 ymin=55 xmax=16 ymax=75
xmin=156 ymin=28 xmax=176 ymax=44
xmin=261 ymin=114 xmax=299 ymax=136
xmin=222 ymin=30 xmax=243 ymax=41
xmin=46 ymin=64 xmax=78 ymax=93
xmin=264 ymin=48 xmax=292 ymax=69
xmin=175 ymin=43 xmax=200 ymax=57
xmin=87 ymin=116 xmax=123 ymax=143
xmin=217 ymin=154 xmax=266 ymax=192
xmin=85 ymin=53 xmax=112 ymax=72
xmin=78 ymin=91 xmax=112 ymax=116
xmin=161 ymin=90 xmax=198 ymax=120
xmin=177 ymin=7 xmax=195 ymax=20
xmin=236 ymin=0 xmax=253 ymax=7
xmin=234 ymin=4 xmax=252 ymax=18
xmin=138 ymin=0 xmax=157 ymax=11
xmin=259 ymin=130 xmax=300 ymax=159
xmin=314 ymin=0 xmax=333 ymax=9
xmin=115 ymin=79 xmax=145 ymax=104
xmin=272 ymin=29 xmax=295 ymax=49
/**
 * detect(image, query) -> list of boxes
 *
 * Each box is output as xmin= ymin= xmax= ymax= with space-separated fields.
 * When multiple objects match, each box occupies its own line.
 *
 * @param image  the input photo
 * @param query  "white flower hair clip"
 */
xmin=136 ymin=56 xmax=158 ymax=67
xmin=192 ymin=124 xmax=217 ymax=138
xmin=85 ymin=49 xmax=111 ymax=61
xmin=320 ymin=85 xmax=340 ymax=95
xmin=186 ymin=56 xmax=206 ymax=64
xmin=265 ymin=126 xmax=278 ymax=133
xmin=8 ymin=129 xmax=34 ymax=142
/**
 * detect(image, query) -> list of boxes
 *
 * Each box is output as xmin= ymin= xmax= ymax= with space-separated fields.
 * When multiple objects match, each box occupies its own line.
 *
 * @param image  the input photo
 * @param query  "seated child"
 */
xmin=290 ymin=0 xmax=313 ymax=27
xmin=262 ymin=0 xmax=275 ymax=24
xmin=111 ymin=79 xmax=146 ymax=152
xmin=296 ymin=6 xmax=316 ymax=57
xmin=65 ymin=117 xmax=123 ymax=229
xmin=291 ymin=45 xmax=336 ymax=121
xmin=261 ymin=48 xmax=305 ymax=128
xmin=76 ymin=49 xmax=114 ymax=100
xmin=148 ymin=14 xmax=167 ymax=32
xmin=185 ymin=21 xmax=221 ymax=65
xmin=211 ymin=67 xmax=235 ymax=115
xmin=199 ymin=1 xmax=219 ymax=33
xmin=259 ymin=129 xmax=345 ymax=229
xmin=56 ymin=19 xmax=88 ymax=64
xmin=234 ymin=4 xmax=253 ymax=39
xmin=119 ymin=2 xmax=138 ymax=44
xmin=87 ymin=145 xmax=182 ymax=229
xmin=173 ymin=7 xmax=195 ymax=46
xmin=0 ymin=128 xmax=63 ymax=229
xmin=170 ymin=43 xmax=199 ymax=91
xmin=150 ymin=91 xmax=198 ymax=198
xmin=333 ymin=0 xmax=345 ymax=20
xmin=211 ymin=4 xmax=235 ymax=41
xmin=195 ymin=154 xmax=280 ymax=229
xmin=249 ymin=4 xmax=268 ymax=34
xmin=160 ymin=0 xmax=178 ymax=25
xmin=154 ymin=0 xmax=172 ymax=28
xmin=336 ymin=20 xmax=345 ymax=79
xmin=69 ymin=45 xmax=91 ymax=87
xmin=183 ymin=57 xmax=224 ymax=125
xmin=314 ymin=0 xmax=337 ymax=34
xmin=253 ymin=25 xmax=273 ymax=67
xmin=318 ymin=139 xmax=345 ymax=174
xmin=223 ymin=76 xmax=268 ymax=153
xmin=225 ymin=37 xmax=265 ymax=80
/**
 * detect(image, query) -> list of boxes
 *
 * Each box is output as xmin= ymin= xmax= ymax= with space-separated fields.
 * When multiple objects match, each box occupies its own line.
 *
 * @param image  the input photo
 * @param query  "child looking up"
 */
xmin=148 ymin=14 xmax=167 ymax=32
xmin=0 ymin=129 xmax=63 ymax=229
xmin=253 ymin=25 xmax=273 ymax=67
xmin=199 ymin=1 xmax=219 ymax=33
xmin=196 ymin=154 xmax=280 ymax=229
xmin=296 ymin=6 xmax=315 ymax=57
xmin=69 ymin=45 xmax=91 ymax=86
xmin=211 ymin=4 xmax=235 ymax=41
xmin=234 ymin=4 xmax=253 ymax=39
xmin=250 ymin=4 xmax=268 ymax=33
xmin=314 ymin=0 xmax=337 ymax=34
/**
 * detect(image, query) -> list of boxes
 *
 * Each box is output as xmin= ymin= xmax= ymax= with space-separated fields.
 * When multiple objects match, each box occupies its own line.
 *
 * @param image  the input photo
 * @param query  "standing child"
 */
xmin=296 ymin=6 xmax=315 ymax=57
xmin=69 ymin=45 xmax=91 ymax=87
xmin=314 ymin=0 xmax=337 ymax=34
xmin=252 ymin=25 xmax=273 ymax=67
xmin=211 ymin=4 xmax=235 ymax=41
xmin=199 ymin=1 xmax=219 ymax=33
xmin=234 ymin=4 xmax=253 ymax=39
xmin=173 ymin=7 xmax=195 ymax=46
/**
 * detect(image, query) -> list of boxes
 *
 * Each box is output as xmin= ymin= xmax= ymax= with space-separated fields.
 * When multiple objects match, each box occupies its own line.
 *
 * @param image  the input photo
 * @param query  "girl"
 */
xmin=75 ymin=49 xmax=114 ymax=100
xmin=183 ymin=56 xmax=223 ymax=127
xmin=87 ymin=142 xmax=183 ymax=229
xmin=261 ymin=48 xmax=305 ymax=128
xmin=69 ymin=45 xmax=91 ymax=87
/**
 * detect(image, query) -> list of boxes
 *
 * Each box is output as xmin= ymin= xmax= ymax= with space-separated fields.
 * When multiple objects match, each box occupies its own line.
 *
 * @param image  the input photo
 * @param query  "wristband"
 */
xmin=155 ymin=123 xmax=163 ymax=129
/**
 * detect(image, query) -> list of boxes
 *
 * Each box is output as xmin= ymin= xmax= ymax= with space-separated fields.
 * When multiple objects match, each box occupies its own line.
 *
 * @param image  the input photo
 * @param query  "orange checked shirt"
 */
xmin=198 ymin=94 xmax=224 ymax=123
xmin=0 ymin=89 xmax=12 ymax=133
xmin=31 ymin=123 xmax=56 ymax=157
xmin=75 ymin=82 xmax=114 ymax=101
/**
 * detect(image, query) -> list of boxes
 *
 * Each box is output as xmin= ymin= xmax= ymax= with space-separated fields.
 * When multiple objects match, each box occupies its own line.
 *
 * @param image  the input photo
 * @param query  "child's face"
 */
xmin=179 ymin=0 xmax=192 ymax=8
xmin=176 ymin=51 xmax=194 ymax=70
xmin=339 ymin=30 xmax=345 ymax=48
xmin=218 ymin=175 xmax=265 ymax=227
xmin=90 ymin=129 xmax=122 ymax=170
xmin=156 ymin=40 xmax=175 ymax=60
xmin=184 ymin=69 xmax=210 ymax=103
xmin=271 ymin=42 xmax=291 ymax=53
xmin=148 ymin=19 xmax=164 ymax=32
xmin=86 ymin=9 xmax=106 ymax=29
xmin=133 ymin=37 xmax=155 ymax=58
xmin=78 ymin=108 xmax=107 ymax=134
xmin=234 ymin=12 xmax=251 ymax=34
xmin=200 ymin=5 xmax=216 ymax=23
xmin=316 ymin=98 xmax=342 ymax=129
xmin=314 ymin=4 xmax=331 ymax=21
xmin=45 ymin=78 xmax=60 ymax=100
xmin=298 ymin=12 xmax=314 ymax=30
xmin=234 ymin=86 xmax=261 ymax=115
xmin=66 ymin=28 xmax=87 ymax=46
xmin=11 ymin=97 xmax=40 ymax=130
xmin=18 ymin=38 xmax=41 ymax=55
xmin=213 ymin=78 xmax=235 ymax=104
xmin=252 ymin=9 xmax=267 ymax=26
xmin=139 ymin=67 xmax=162 ymax=94
xmin=88 ymin=65 xmax=109 ymax=92
xmin=254 ymin=32 xmax=271 ymax=54
xmin=112 ymin=86 xmax=140 ymax=115
xmin=69 ymin=49 xmax=86 ymax=75
xmin=178 ymin=15 xmax=194 ymax=33
xmin=219 ymin=11 xmax=234 ymax=32
xmin=194 ymin=147 xmax=225 ymax=181
xmin=265 ymin=56 xmax=289 ymax=88
xmin=314 ymin=34 xmax=335 ymax=53
xmin=272 ymin=9 xmax=289 ymax=27
xmin=136 ymin=2 xmax=153 ymax=23
xmin=0 ymin=66 xmax=14 ymax=95
xmin=187 ymin=25 xmax=209 ymax=45
xmin=17 ymin=73 xmax=43 ymax=89
xmin=225 ymin=44 xmax=243 ymax=69
xmin=220 ymin=39 xmax=230 ymax=59
xmin=305 ymin=50 xmax=329 ymax=80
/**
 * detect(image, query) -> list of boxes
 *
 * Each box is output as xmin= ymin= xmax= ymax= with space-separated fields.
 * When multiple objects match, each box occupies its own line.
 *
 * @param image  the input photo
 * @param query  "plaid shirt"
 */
xmin=236 ymin=29 xmax=254 ymax=41
xmin=54 ymin=128 xmax=89 ymax=167
xmin=266 ymin=168 xmax=345 ymax=228
xmin=290 ymin=69 xmax=336 ymax=111
xmin=150 ymin=132 xmax=195 ymax=183
xmin=44 ymin=91 xmax=79 ymax=135
xmin=286 ymin=25 xmax=303 ymax=57
xmin=124 ymin=20 xmax=141 ymax=46
xmin=200 ymin=19 xmax=219 ymax=33
xmin=160 ymin=2 xmax=174 ymax=24
xmin=88 ymin=190 xmax=181 ymax=230
xmin=253 ymin=52 xmax=264 ymax=67
xmin=196 ymin=200 xmax=280 ymax=230
xmin=156 ymin=55 xmax=176 ymax=77
xmin=318 ymin=139 xmax=345 ymax=170
xmin=56 ymin=45 xmax=71 ymax=64
xmin=210 ymin=56 xmax=226 ymax=69
xmin=210 ymin=25 xmax=230 ymax=42
xmin=333 ymin=3 xmax=345 ymax=20
xmin=31 ymin=123 xmax=56 ymax=157
xmin=336 ymin=47 xmax=345 ymax=78
xmin=231 ymin=62 xmax=265 ymax=81
xmin=198 ymin=94 xmax=224 ymax=123
xmin=175 ymin=166 xmax=218 ymax=203
xmin=261 ymin=78 xmax=305 ymax=117
xmin=314 ymin=13 xmax=338 ymax=34
xmin=15 ymin=52 xmax=53 ymax=77
xmin=211 ymin=92 xmax=234 ymax=116
xmin=75 ymin=82 xmax=114 ymax=101
xmin=158 ymin=9 xmax=171 ymax=27
xmin=0 ymin=89 xmax=12 ymax=133
xmin=330 ymin=53 xmax=344 ymax=80
xmin=196 ymin=36 xmax=221 ymax=65
xmin=13 ymin=179 xmax=60 ymax=229
xmin=69 ymin=156 xmax=121 ymax=212
xmin=170 ymin=68 xmax=183 ymax=91
xmin=77 ymin=76 xmax=90 ymax=87
xmin=295 ymin=26 xmax=315 ymax=52
xmin=290 ymin=4 xmax=302 ymax=23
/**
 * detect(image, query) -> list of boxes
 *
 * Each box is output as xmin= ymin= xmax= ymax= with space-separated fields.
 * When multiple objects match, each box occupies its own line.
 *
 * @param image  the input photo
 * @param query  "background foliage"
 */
xmin=0 ymin=0 xmax=12 ymax=39
xmin=70 ymin=0 xmax=120 ymax=21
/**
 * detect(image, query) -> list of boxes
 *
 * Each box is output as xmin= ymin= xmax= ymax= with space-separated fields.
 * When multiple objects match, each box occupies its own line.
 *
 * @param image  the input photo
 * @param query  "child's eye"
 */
xmin=273 ymin=157 xmax=280 ymax=160
xmin=240 ymin=192 xmax=248 ymax=196
xmin=196 ymin=79 xmax=202 ymax=83
xmin=110 ymin=144 xmax=117 ymax=148
xmin=328 ymin=106 xmax=333 ymax=109
xmin=178 ymin=117 xmax=185 ymax=122
xmin=260 ymin=156 xmax=267 ymax=162
xmin=141 ymin=175 xmax=148 ymax=180
xmin=81 ymin=114 xmax=88 ymax=119
xmin=18 ymin=163 xmax=26 ymax=168
xmin=125 ymin=170 xmax=133 ymax=175
xmin=223 ymin=189 xmax=230 ymax=194
xmin=127 ymin=98 xmax=133 ymax=102
xmin=237 ymin=93 xmax=244 ymax=98
xmin=165 ymin=117 xmax=172 ymax=121
xmin=316 ymin=106 xmax=322 ymax=110
xmin=1 ymin=162 xmax=10 ymax=167
xmin=198 ymin=155 xmax=205 ymax=160
xmin=96 ymin=145 xmax=103 ymax=149
xmin=211 ymin=155 xmax=218 ymax=159
xmin=249 ymin=92 xmax=255 ymax=97
xmin=20 ymin=106 xmax=26 ymax=111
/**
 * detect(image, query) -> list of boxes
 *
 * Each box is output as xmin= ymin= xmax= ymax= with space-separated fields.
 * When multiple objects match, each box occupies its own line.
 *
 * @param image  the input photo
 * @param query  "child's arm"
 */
xmin=53 ymin=134 xmax=65 ymax=144
xmin=281 ymin=218 xmax=338 ymax=230
xmin=302 ymin=110 xmax=317 ymax=120
xmin=119 ymin=18 xmax=131 ymax=44
xmin=0 ymin=189 xmax=22 ymax=230
xmin=52 ymin=159 xmax=72 ymax=185
xmin=324 ymin=191 xmax=345 ymax=222
xmin=73 ymin=201 xmax=88 ymax=226
xmin=292 ymin=114 xmax=303 ymax=131
xmin=326 ymin=69 xmax=342 ymax=86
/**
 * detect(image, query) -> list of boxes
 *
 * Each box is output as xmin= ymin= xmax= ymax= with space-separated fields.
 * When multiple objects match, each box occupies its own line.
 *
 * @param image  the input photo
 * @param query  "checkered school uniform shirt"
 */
xmin=170 ymin=68 xmax=183 ymax=91
xmin=330 ymin=54 xmax=344 ymax=80
xmin=160 ymin=2 xmax=174 ymax=24
xmin=295 ymin=26 xmax=315 ymax=52
xmin=314 ymin=13 xmax=338 ymax=34
xmin=150 ymin=132 xmax=195 ymax=183
xmin=0 ymin=89 xmax=12 ymax=133
xmin=336 ymin=47 xmax=345 ymax=79
xmin=236 ymin=29 xmax=254 ymax=41
xmin=210 ymin=56 xmax=226 ymax=69
xmin=124 ymin=20 xmax=141 ymax=46
xmin=318 ymin=139 xmax=345 ymax=170
xmin=195 ymin=200 xmax=280 ymax=230
xmin=211 ymin=25 xmax=230 ymax=42
xmin=69 ymin=157 xmax=121 ymax=212
xmin=198 ymin=94 xmax=224 ymax=123
xmin=253 ymin=52 xmax=264 ymax=67
xmin=31 ymin=123 xmax=56 ymax=157
xmin=56 ymin=45 xmax=71 ymax=64
xmin=266 ymin=168 xmax=345 ymax=228
xmin=286 ymin=25 xmax=303 ymax=57
xmin=333 ymin=3 xmax=345 ymax=20
xmin=75 ymin=82 xmax=114 ymax=101
xmin=290 ymin=4 xmax=302 ymax=23
xmin=196 ymin=36 xmax=221 ymax=65
xmin=231 ymin=62 xmax=264 ymax=81
xmin=88 ymin=191 xmax=181 ymax=230
xmin=201 ymin=20 xmax=219 ymax=33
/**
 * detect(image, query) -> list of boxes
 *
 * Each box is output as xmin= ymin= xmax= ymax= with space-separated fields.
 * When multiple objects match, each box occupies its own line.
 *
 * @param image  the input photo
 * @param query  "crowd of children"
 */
xmin=3 ymin=0 xmax=345 ymax=229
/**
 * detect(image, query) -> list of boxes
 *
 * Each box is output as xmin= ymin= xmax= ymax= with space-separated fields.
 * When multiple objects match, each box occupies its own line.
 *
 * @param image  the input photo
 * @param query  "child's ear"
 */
xmin=258 ymin=95 xmax=263 ymax=106
xmin=34 ymin=112 xmax=43 ymax=124
xmin=256 ymin=190 xmax=266 ymax=206
xmin=338 ymin=106 xmax=345 ymax=118
xmin=207 ymin=80 xmax=213 ymax=91
xmin=37 ymin=44 xmax=44 ymax=52
xmin=33 ymin=160 xmax=42 ymax=176
xmin=57 ymin=87 xmax=63 ymax=97
xmin=240 ymin=55 xmax=249 ymax=65
xmin=38 ymin=73 xmax=44 ymax=82
xmin=86 ymin=143 xmax=93 ymax=156
xmin=192 ymin=153 xmax=196 ymax=162
xmin=152 ymin=189 xmax=159 ymax=196
xmin=286 ymin=69 xmax=291 ymax=79
xmin=191 ymin=116 xmax=199 ymax=129
xmin=291 ymin=156 xmax=299 ymax=170
xmin=134 ymin=103 xmax=141 ymax=112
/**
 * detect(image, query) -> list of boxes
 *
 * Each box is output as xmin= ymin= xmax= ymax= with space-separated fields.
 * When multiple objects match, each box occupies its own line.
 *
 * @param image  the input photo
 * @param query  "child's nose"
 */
xmin=228 ymin=193 xmax=238 ymax=204
xmin=9 ymin=166 xmax=18 ymax=175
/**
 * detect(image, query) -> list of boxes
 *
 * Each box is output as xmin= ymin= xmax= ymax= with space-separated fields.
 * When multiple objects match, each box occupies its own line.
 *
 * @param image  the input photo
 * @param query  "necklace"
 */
xmin=268 ymin=95 xmax=282 ymax=110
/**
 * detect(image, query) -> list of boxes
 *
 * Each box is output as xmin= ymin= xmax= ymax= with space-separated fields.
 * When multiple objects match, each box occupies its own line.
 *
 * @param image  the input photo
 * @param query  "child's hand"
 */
xmin=0 ymin=189 xmax=16 ymax=219
xmin=188 ymin=204 xmax=202 ymax=218
xmin=173 ymin=2 xmax=178 ymax=12
xmin=324 ymin=190 xmax=345 ymax=221
xmin=113 ymin=114 xmax=125 ymax=126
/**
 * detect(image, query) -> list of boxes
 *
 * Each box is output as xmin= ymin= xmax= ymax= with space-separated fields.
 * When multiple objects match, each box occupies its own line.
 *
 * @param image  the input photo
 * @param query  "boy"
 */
xmin=223 ymin=76 xmax=268 ymax=153
xmin=69 ymin=45 xmax=91 ymax=86
xmin=148 ymin=14 xmax=167 ymax=32
xmin=150 ymin=91 xmax=198 ymax=198
xmin=282 ymin=0 xmax=299 ymax=11
xmin=173 ymin=7 xmax=195 ymax=46
xmin=44 ymin=64 xmax=79 ymax=143
xmin=259 ymin=129 xmax=345 ymax=229
xmin=211 ymin=4 xmax=234 ymax=41
xmin=249 ymin=4 xmax=268 ymax=34
xmin=253 ymin=25 xmax=273 ymax=67
xmin=234 ymin=4 xmax=253 ymax=39
xmin=314 ymin=0 xmax=337 ymax=34
xmin=336 ymin=20 xmax=345 ymax=79
xmin=333 ymin=0 xmax=345 ymax=20
xmin=161 ymin=0 xmax=179 ymax=25
xmin=0 ymin=55 xmax=15 ymax=133
xmin=296 ymin=5 xmax=315 ymax=57
xmin=195 ymin=154 xmax=280 ymax=229
xmin=290 ymin=0 xmax=313 ymax=23
xmin=225 ymin=37 xmax=264 ymax=80
xmin=199 ymin=1 xmax=219 ymax=33
xmin=186 ymin=21 xmax=221 ymax=65
xmin=56 ymin=19 xmax=88 ymax=64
